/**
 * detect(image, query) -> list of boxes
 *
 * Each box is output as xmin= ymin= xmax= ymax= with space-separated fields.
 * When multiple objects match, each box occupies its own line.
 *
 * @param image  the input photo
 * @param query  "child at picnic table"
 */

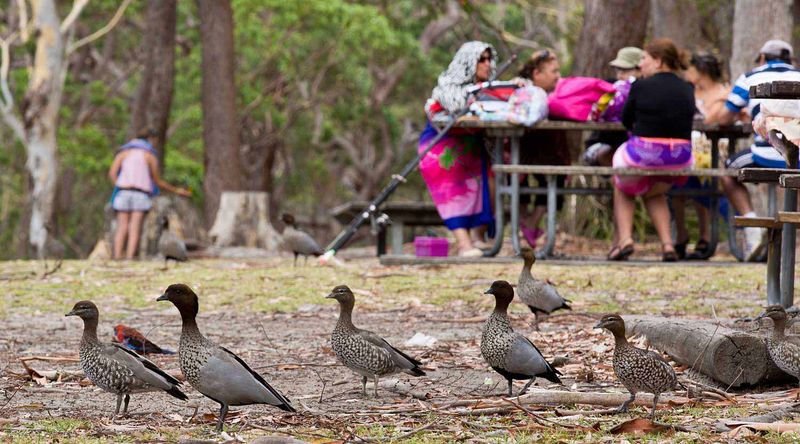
xmin=608 ymin=38 xmax=695 ymax=262
xmin=419 ymin=41 xmax=496 ymax=257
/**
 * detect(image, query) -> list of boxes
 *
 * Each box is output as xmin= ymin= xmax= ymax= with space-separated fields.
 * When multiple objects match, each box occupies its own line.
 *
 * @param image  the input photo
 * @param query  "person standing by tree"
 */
xmin=108 ymin=129 xmax=191 ymax=260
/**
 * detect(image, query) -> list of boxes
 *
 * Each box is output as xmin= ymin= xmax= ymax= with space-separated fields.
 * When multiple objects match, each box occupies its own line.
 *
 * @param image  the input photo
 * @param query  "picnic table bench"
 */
xmin=445 ymin=118 xmax=752 ymax=258
xmin=734 ymin=80 xmax=800 ymax=307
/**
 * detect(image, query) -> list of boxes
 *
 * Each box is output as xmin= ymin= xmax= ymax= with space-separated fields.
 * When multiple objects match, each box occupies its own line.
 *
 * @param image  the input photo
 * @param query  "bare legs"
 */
xmin=113 ymin=210 xmax=146 ymax=260
xmin=721 ymin=176 xmax=754 ymax=215
xmin=612 ymin=184 xmax=676 ymax=257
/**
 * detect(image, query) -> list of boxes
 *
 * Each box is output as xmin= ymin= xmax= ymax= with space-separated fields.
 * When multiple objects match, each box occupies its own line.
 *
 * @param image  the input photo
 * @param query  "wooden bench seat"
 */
xmin=733 ymin=216 xmax=782 ymax=229
xmin=777 ymin=211 xmax=800 ymax=224
xmin=493 ymin=165 xmax=737 ymax=177
xmin=739 ymin=168 xmax=800 ymax=183
xmin=779 ymin=174 xmax=800 ymax=189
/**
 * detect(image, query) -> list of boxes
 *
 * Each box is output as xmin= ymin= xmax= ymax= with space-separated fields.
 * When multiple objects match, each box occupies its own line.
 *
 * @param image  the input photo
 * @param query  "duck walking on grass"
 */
xmin=516 ymin=247 xmax=571 ymax=331
xmin=66 ymin=301 xmax=187 ymax=415
xmin=594 ymin=314 xmax=677 ymax=417
xmin=157 ymin=284 xmax=295 ymax=431
xmin=327 ymin=285 xmax=425 ymax=397
xmin=756 ymin=305 xmax=800 ymax=395
xmin=481 ymin=281 xmax=562 ymax=397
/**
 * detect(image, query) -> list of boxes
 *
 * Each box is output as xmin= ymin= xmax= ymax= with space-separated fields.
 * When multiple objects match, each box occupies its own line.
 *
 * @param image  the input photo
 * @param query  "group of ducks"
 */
xmin=64 ymin=247 xmax=800 ymax=432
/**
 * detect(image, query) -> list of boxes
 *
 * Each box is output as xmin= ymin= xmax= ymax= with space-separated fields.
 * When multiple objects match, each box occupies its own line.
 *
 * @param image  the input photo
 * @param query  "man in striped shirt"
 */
xmin=714 ymin=39 xmax=800 ymax=261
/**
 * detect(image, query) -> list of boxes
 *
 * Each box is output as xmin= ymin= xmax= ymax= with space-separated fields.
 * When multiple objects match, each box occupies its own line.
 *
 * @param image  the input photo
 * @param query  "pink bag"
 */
xmin=547 ymin=77 xmax=616 ymax=121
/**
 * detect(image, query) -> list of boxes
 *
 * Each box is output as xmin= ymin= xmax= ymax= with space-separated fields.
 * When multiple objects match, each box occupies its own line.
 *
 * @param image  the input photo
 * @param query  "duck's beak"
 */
xmin=325 ymin=292 xmax=335 ymax=299
xmin=484 ymin=288 xmax=494 ymax=295
xmin=593 ymin=321 xmax=604 ymax=329
xmin=65 ymin=309 xmax=77 ymax=317
xmin=156 ymin=294 xmax=168 ymax=302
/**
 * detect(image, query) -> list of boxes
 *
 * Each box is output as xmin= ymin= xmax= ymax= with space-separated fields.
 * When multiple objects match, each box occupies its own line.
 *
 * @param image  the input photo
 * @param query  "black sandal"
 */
xmin=607 ymin=242 xmax=634 ymax=261
xmin=686 ymin=239 xmax=712 ymax=260
xmin=662 ymin=244 xmax=678 ymax=262
xmin=674 ymin=240 xmax=688 ymax=260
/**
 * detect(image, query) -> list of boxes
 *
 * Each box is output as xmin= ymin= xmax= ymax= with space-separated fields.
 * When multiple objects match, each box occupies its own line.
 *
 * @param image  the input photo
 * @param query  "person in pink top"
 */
xmin=108 ymin=128 xmax=191 ymax=260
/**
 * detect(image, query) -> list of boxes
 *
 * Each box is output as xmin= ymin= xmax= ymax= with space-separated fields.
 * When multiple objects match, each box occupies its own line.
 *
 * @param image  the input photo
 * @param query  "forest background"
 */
xmin=0 ymin=0 xmax=797 ymax=259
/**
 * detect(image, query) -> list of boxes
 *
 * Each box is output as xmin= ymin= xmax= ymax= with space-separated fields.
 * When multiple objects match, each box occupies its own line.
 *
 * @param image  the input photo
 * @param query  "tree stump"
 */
xmin=625 ymin=316 xmax=793 ymax=388
xmin=208 ymin=191 xmax=280 ymax=250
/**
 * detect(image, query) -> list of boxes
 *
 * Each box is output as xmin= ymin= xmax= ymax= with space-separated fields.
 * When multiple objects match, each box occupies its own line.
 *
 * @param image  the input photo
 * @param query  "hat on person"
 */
xmin=757 ymin=39 xmax=793 ymax=60
xmin=609 ymin=47 xmax=643 ymax=69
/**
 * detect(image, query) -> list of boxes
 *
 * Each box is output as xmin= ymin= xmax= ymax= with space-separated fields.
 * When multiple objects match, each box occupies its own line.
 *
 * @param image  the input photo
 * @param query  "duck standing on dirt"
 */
xmin=157 ymin=284 xmax=295 ymax=431
xmin=516 ymin=247 xmax=571 ymax=330
xmin=158 ymin=216 xmax=187 ymax=269
xmin=66 ymin=301 xmax=187 ymax=415
xmin=481 ymin=281 xmax=562 ymax=396
xmin=594 ymin=314 xmax=677 ymax=417
xmin=327 ymin=285 xmax=425 ymax=396
xmin=756 ymin=305 xmax=800 ymax=392
xmin=280 ymin=213 xmax=323 ymax=266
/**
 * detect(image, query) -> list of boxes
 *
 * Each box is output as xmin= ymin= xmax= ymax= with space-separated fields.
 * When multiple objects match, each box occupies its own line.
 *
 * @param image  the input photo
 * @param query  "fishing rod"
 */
xmin=320 ymin=54 xmax=518 ymax=263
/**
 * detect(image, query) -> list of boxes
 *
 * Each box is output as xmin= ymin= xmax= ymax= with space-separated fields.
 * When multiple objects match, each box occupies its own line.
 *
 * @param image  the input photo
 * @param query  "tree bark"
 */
xmin=23 ymin=0 xmax=66 ymax=258
xmin=208 ymin=192 xmax=280 ymax=250
xmin=625 ymin=316 xmax=793 ymax=388
xmin=730 ymin=0 xmax=793 ymax=81
xmin=571 ymin=0 xmax=650 ymax=78
xmin=197 ymin=0 xmax=241 ymax=225
xmin=649 ymin=0 xmax=703 ymax=50
xmin=128 ymin=0 xmax=177 ymax=164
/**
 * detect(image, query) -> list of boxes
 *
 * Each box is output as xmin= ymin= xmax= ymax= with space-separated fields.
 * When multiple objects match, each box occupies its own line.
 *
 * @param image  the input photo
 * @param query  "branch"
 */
xmin=0 ymin=32 xmax=25 ymax=143
xmin=419 ymin=0 xmax=462 ymax=54
xmin=59 ymin=0 xmax=89 ymax=34
xmin=66 ymin=0 xmax=132 ymax=55
xmin=16 ymin=0 xmax=30 ymax=42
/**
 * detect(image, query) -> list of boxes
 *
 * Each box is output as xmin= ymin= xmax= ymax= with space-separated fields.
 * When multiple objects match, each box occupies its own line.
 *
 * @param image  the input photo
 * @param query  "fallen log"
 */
xmin=625 ymin=316 xmax=793 ymax=388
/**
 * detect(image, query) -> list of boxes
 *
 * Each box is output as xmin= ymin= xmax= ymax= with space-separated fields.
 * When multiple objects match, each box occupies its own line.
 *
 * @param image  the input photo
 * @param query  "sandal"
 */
xmin=686 ymin=239 xmax=712 ymax=260
xmin=674 ymin=240 xmax=688 ymax=260
xmin=662 ymin=244 xmax=678 ymax=262
xmin=607 ymin=241 xmax=634 ymax=261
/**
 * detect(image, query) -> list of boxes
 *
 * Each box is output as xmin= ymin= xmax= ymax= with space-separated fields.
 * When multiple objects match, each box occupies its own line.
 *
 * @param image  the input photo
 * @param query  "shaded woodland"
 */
xmin=0 ymin=0 xmax=798 ymax=258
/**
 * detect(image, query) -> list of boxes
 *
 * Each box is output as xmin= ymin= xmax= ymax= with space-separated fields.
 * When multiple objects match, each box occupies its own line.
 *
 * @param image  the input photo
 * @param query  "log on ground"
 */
xmin=625 ymin=316 xmax=793 ymax=388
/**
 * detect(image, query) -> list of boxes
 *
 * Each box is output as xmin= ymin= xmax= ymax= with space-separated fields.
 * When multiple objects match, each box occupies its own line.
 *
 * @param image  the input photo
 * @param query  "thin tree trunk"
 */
xmin=650 ymin=0 xmax=703 ymax=50
xmin=571 ymin=0 xmax=650 ymax=78
xmin=730 ymin=0 xmax=793 ymax=80
xmin=128 ymin=0 xmax=177 ymax=164
xmin=24 ymin=0 xmax=66 ymax=258
xmin=197 ymin=0 xmax=241 ymax=225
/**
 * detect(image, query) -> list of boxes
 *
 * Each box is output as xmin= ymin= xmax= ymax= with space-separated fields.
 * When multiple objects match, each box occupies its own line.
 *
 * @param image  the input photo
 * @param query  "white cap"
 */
xmin=758 ymin=39 xmax=793 ymax=58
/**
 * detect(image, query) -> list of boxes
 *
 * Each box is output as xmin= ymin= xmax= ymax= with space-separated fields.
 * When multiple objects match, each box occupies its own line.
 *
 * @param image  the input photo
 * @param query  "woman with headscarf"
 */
xmin=419 ymin=41 xmax=496 ymax=257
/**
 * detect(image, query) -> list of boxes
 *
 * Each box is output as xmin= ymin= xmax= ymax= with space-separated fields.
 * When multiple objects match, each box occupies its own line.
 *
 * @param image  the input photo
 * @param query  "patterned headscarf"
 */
xmin=431 ymin=41 xmax=497 ymax=113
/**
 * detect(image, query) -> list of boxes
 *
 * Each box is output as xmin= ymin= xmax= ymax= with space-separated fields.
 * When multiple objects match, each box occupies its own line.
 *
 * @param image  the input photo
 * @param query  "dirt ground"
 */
xmin=0 ymin=255 xmax=798 ymax=442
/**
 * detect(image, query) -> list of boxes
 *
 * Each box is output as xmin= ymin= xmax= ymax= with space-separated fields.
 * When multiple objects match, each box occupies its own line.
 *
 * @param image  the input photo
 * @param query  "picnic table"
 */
xmin=437 ymin=118 xmax=752 ymax=258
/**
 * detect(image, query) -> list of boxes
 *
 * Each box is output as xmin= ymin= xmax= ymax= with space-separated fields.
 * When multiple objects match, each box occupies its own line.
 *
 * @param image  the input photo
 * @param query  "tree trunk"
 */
xmin=625 ymin=316 xmax=793 ymax=388
xmin=730 ymin=0 xmax=793 ymax=80
xmin=24 ymin=0 xmax=67 ymax=258
xmin=208 ymin=192 xmax=280 ymax=250
xmin=197 ymin=0 xmax=242 ymax=225
xmin=571 ymin=0 xmax=650 ymax=78
xmin=128 ymin=0 xmax=177 ymax=164
xmin=650 ymin=0 xmax=703 ymax=50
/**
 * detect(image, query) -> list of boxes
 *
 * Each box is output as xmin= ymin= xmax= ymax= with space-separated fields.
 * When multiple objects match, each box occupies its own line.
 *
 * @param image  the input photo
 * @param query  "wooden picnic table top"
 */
xmin=444 ymin=117 xmax=752 ymax=135
xmin=750 ymin=81 xmax=800 ymax=99
xmin=492 ymin=165 xmax=738 ymax=177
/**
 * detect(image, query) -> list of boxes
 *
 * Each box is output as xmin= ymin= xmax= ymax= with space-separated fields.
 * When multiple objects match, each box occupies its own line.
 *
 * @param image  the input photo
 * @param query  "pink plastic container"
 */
xmin=414 ymin=236 xmax=449 ymax=257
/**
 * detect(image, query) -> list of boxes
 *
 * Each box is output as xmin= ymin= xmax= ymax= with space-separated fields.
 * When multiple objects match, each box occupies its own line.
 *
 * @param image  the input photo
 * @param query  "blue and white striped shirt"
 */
xmin=726 ymin=61 xmax=800 ymax=119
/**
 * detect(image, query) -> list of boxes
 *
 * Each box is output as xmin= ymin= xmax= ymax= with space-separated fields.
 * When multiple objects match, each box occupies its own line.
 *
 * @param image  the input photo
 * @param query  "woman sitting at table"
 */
xmin=419 ymin=41 xmax=496 ymax=257
xmin=671 ymin=51 xmax=730 ymax=260
xmin=608 ymin=38 xmax=695 ymax=262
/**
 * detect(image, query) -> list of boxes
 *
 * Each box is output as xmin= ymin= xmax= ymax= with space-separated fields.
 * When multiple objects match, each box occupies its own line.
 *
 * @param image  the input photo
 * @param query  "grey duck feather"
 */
xmin=481 ymin=281 xmax=562 ymax=397
xmin=66 ymin=300 xmax=187 ymax=415
xmin=757 ymin=305 xmax=800 ymax=390
xmin=517 ymin=248 xmax=570 ymax=330
xmin=327 ymin=285 xmax=425 ymax=397
xmin=157 ymin=284 xmax=295 ymax=431
xmin=594 ymin=314 xmax=677 ymax=417
xmin=281 ymin=213 xmax=322 ymax=265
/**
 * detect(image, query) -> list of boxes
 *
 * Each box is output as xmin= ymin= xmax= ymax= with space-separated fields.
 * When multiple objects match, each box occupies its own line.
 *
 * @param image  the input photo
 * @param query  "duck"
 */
xmin=516 ymin=247 xmax=571 ymax=330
